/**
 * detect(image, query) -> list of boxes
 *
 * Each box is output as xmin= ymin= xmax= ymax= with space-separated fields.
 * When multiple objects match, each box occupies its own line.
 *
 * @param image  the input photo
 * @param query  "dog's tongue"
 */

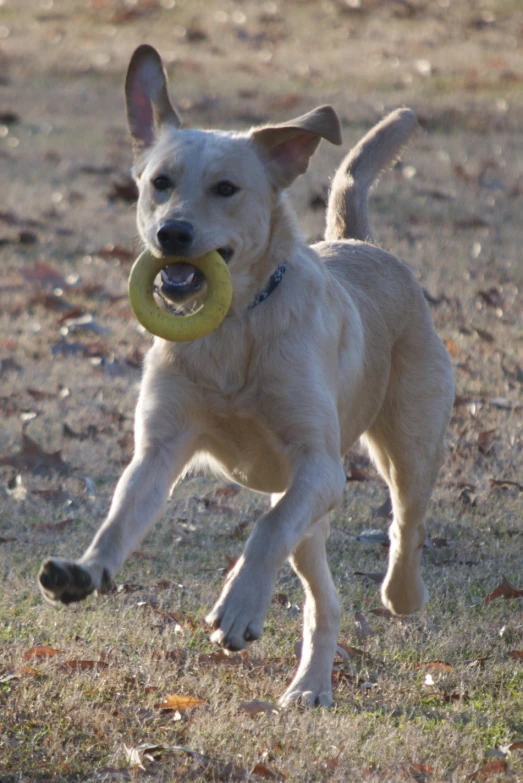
xmin=161 ymin=263 xmax=198 ymax=287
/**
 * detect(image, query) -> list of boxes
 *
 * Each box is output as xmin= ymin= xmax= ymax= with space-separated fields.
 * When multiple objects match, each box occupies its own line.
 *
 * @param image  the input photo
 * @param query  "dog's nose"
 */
xmin=157 ymin=220 xmax=195 ymax=255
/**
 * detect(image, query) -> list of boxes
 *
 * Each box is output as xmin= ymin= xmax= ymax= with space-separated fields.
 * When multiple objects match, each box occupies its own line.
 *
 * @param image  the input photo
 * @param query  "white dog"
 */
xmin=39 ymin=45 xmax=454 ymax=708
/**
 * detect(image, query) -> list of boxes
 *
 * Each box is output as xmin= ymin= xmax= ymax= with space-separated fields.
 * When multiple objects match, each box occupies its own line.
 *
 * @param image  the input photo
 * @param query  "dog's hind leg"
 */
xmin=279 ymin=516 xmax=341 ymax=708
xmin=363 ymin=338 xmax=454 ymax=616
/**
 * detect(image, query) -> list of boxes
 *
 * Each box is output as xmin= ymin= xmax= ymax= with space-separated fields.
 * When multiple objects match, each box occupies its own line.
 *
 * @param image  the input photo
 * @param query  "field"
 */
xmin=1 ymin=0 xmax=523 ymax=780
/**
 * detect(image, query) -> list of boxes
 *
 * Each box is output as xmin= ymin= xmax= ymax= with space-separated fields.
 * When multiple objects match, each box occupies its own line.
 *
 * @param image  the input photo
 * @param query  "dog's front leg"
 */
xmin=206 ymin=453 xmax=345 ymax=652
xmin=39 ymin=429 xmax=196 ymax=605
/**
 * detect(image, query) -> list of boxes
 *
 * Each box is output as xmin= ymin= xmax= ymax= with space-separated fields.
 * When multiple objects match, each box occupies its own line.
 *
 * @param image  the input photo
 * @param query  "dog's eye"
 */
xmin=213 ymin=181 xmax=240 ymax=198
xmin=152 ymin=175 xmax=171 ymax=191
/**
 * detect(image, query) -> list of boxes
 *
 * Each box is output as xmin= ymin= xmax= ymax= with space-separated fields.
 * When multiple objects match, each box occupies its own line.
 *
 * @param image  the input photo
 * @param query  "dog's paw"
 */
xmin=38 ymin=559 xmax=112 ymax=605
xmin=381 ymin=570 xmax=428 ymax=616
xmin=279 ymin=682 xmax=333 ymax=709
xmin=206 ymin=558 xmax=273 ymax=651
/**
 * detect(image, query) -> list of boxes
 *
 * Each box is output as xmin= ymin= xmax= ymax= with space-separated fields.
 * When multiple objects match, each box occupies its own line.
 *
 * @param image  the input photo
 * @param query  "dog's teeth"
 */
xmin=186 ymin=273 xmax=195 ymax=285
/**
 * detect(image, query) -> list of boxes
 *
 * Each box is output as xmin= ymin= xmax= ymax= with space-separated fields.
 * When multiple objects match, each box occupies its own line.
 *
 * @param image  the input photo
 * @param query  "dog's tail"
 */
xmin=325 ymin=108 xmax=418 ymax=243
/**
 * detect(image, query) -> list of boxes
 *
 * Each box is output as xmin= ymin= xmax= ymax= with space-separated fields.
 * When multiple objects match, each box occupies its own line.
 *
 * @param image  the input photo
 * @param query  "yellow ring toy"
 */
xmin=128 ymin=249 xmax=233 ymax=342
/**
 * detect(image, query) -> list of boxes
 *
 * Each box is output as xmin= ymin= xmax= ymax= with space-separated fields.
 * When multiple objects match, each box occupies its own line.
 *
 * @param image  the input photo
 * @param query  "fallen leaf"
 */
xmin=23 ymin=646 xmax=63 ymax=660
xmin=198 ymin=649 xmax=249 ymax=667
xmin=154 ymin=694 xmax=206 ymax=710
xmin=471 ymin=758 xmax=508 ymax=780
xmin=373 ymin=496 xmax=393 ymax=519
xmin=368 ymin=607 xmax=396 ymax=619
xmin=251 ymin=761 xmax=286 ymax=780
xmin=478 ymin=429 xmax=497 ymax=455
xmin=131 ymin=551 xmax=157 ymax=561
xmin=320 ymin=746 xmax=343 ymax=773
xmin=445 ymin=338 xmax=460 ymax=357
xmin=335 ymin=643 xmax=368 ymax=660
xmin=508 ymin=651 xmax=523 ymax=660
xmin=500 ymin=740 xmax=523 ymax=755
xmin=225 ymin=553 xmax=239 ymax=572
xmin=239 ymin=699 xmax=279 ymax=716
xmin=415 ymin=660 xmax=454 ymax=672
xmin=482 ymin=576 xmax=523 ymax=606
xmin=107 ymin=177 xmax=138 ymax=203
xmin=123 ymin=744 xmax=146 ymax=771
xmin=354 ymin=611 xmax=374 ymax=640
xmin=31 ymin=518 xmax=75 ymax=532
xmin=19 ymin=261 xmax=67 ymax=288
xmin=354 ymin=572 xmax=385 ymax=584
xmin=0 ymin=434 xmax=69 ymax=474
xmin=95 ymin=243 xmax=135 ymax=262
xmin=62 ymin=659 xmax=109 ymax=671
xmin=346 ymin=462 xmax=369 ymax=481
xmin=490 ymin=478 xmax=523 ymax=492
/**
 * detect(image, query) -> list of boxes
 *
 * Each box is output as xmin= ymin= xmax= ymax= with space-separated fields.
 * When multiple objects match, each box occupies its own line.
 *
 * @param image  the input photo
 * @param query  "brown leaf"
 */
xmin=26 ymin=388 xmax=58 ymax=400
xmin=336 ymin=644 xmax=368 ymax=660
xmin=354 ymin=611 xmax=374 ymax=640
xmin=154 ymin=694 xmax=206 ymax=710
xmin=445 ymin=338 xmax=460 ymax=357
xmin=473 ymin=327 xmax=495 ymax=343
xmin=500 ymin=739 xmax=523 ymax=754
xmin=471 ymin=758 xmax=508 ymax=780
xmin=31 ymin=518 xmax=75 ymax=532
xmin=19 ymin=261 xmax=68 ymax=288
xmin=346 ymin=462 xmax=369 ymax=481
xmin=373 ymin=496 xmax=393 ymax=520
xmin=225 ymin=553 xmax=239 ymax=572
xmin=508 ymin=650 xmax=523 ymax=660
xmin=0 ymin=434 xmax=69 ymax=474
xmin=354 ymin=571 xmax=385 ymax=584
xmin=415 ymin=660 xmax=454 ymax=672
xmin=107 ymin=178 xmax=138 ymax=203
xmin=478 ymin=429 xmax=497 ymax=455
xmin=62 ymin=659 xmax=109 ymax=671
xmin=490 ymin=478 xmax=523 ymax=492
xmin=198 ymin=649 xmax=249 ymax=667
xmin=482 ymin=576 xmax=523 ymax=606
xmin=23 ymin=646 xmax=63 ymax=660
xmin=131 ymin=550 xmax=157 ymax=561
xmin=239 ymin=699 xmax=279 ymax=716
xmin=251 ymin=761 xmax=286 ymax=780
xmin=368 ymin=607 xmax=396 ymax=619
xmin=95 ymin=243 xmax=135 ymax=263
xmin=320 ymin=747 xmax=343 ymax=773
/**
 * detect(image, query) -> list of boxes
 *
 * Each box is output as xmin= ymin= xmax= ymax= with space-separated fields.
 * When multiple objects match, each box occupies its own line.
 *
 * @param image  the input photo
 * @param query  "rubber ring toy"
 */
xmin=128 ymin=249 xmax=233 ymax=342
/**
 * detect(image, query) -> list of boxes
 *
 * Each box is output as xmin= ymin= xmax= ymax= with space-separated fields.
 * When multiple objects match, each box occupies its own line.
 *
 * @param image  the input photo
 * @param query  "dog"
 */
xmin=39 ymin=44 xmax=454 ymax=708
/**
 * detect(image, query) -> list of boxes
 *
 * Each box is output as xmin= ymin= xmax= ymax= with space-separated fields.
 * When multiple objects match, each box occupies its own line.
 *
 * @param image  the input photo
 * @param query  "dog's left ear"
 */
xmin=125 ymin=44 xmax=181 ymax=156
xmin=250 ymin=106 xmax=342 ymax=188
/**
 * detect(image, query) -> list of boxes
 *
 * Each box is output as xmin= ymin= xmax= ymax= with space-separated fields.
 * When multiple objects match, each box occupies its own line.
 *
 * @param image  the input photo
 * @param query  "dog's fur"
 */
xmin=39 ymin=45 xmax=454 ymax=707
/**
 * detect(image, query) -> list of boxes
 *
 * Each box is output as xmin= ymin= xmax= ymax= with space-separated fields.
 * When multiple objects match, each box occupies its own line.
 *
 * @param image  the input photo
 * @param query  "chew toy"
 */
xmin=128 ymin=249 xmax=233 ymax=342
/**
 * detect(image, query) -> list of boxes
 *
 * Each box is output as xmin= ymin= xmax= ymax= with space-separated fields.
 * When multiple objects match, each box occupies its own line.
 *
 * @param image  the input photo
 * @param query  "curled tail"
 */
xmin=325 ymin=108 xmax=418 ymax=243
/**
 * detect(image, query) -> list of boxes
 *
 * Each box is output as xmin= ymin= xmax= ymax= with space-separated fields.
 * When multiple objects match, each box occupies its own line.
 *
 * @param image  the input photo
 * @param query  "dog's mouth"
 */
xmin=157 ymin=247 xmax=233 ymax=304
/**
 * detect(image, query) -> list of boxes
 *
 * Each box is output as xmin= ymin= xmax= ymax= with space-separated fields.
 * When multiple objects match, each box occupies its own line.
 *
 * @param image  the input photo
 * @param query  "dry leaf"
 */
xmin=471 ymin=758 xmax=508 ymax=780
xmin=62 ymin=659 xmax=109 ymax=671
xmin=0 ymin=434 xmax=69 ymax=474
xmin=478 ymin=429 xmax=497 ymax=455
xmin=154 ymin=694 xmax=206 ymax=710
xmin=482 ymin=576 xmax=523 ymax=606
xmin=251 ymin=762 xmax=286 ymax=780
xmin=500 ymin=739 xmax=523 ymax=754
xmin=239 ymin=699 xmax=279 ymax=716
xmin=354 ymin=571 xmax=385 ymax=584
xmin=31 ymin=518 xmax=75 ymax=532
xmin=445 ymin=338 xmax=460 ymax=357
xmin=415 ymin=660 xmax=454 ymax=672
xmin=354 ymin=611 xmax=374 ymax=640
xmin=23 ymin=646 xmax=63 ymax=660
xmin=336 ymin=643 xmax=367 ymax=660
xmin=508 ymin=650 xmax=523 ymax=660
xmin=123 ymin=744 xmax=146 ymax=771
xmin=368 ymin=607 xmax=396 ymax=619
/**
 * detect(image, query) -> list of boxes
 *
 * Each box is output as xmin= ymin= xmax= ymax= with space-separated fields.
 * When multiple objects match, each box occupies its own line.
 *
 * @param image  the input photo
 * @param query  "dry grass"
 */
xmin=1 ymin=1 xmax=523 ymax=781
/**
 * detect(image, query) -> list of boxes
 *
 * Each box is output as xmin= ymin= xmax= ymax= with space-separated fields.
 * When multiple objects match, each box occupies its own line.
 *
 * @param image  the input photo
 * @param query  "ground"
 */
xmin=1 ymin=0 xmax=523 ymax=781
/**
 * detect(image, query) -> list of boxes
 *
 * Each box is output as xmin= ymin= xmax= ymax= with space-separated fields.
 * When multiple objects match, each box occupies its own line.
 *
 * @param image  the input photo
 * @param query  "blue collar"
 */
xmin=248 ymin=264 xmax=287 ymax=310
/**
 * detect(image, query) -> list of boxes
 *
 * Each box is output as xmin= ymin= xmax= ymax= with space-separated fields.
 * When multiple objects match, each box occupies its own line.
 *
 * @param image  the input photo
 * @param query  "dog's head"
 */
xmin=125 ymin=45 xmax=341 ymax=310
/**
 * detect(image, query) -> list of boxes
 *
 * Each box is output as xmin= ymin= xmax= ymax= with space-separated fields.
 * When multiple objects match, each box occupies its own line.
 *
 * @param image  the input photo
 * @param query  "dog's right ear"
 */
xmin=125 ymin=45 xmax=181 ymax=155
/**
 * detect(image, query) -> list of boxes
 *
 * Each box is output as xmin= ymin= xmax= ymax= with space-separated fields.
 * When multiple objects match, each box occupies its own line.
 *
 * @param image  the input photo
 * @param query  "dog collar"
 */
xmin=248 ymin=264 xmax=287 ymax=310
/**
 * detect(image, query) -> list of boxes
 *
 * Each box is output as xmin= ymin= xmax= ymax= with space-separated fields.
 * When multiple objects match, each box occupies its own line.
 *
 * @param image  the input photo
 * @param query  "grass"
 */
xmin=2 ymin=0 xmax=523 ymax=780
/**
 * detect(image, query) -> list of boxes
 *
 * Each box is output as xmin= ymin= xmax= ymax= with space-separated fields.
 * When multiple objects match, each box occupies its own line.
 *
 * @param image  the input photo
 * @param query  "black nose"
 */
xmin=156 ymin=220 xmax=195 ymax=255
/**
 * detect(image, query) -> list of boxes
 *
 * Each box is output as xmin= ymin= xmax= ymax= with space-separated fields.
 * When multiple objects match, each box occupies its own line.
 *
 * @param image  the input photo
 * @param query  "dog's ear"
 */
xmin=250 ymin=106 xmax=342 ymax=188
xmin=125 ymin=45 xmax=181 ymax=154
